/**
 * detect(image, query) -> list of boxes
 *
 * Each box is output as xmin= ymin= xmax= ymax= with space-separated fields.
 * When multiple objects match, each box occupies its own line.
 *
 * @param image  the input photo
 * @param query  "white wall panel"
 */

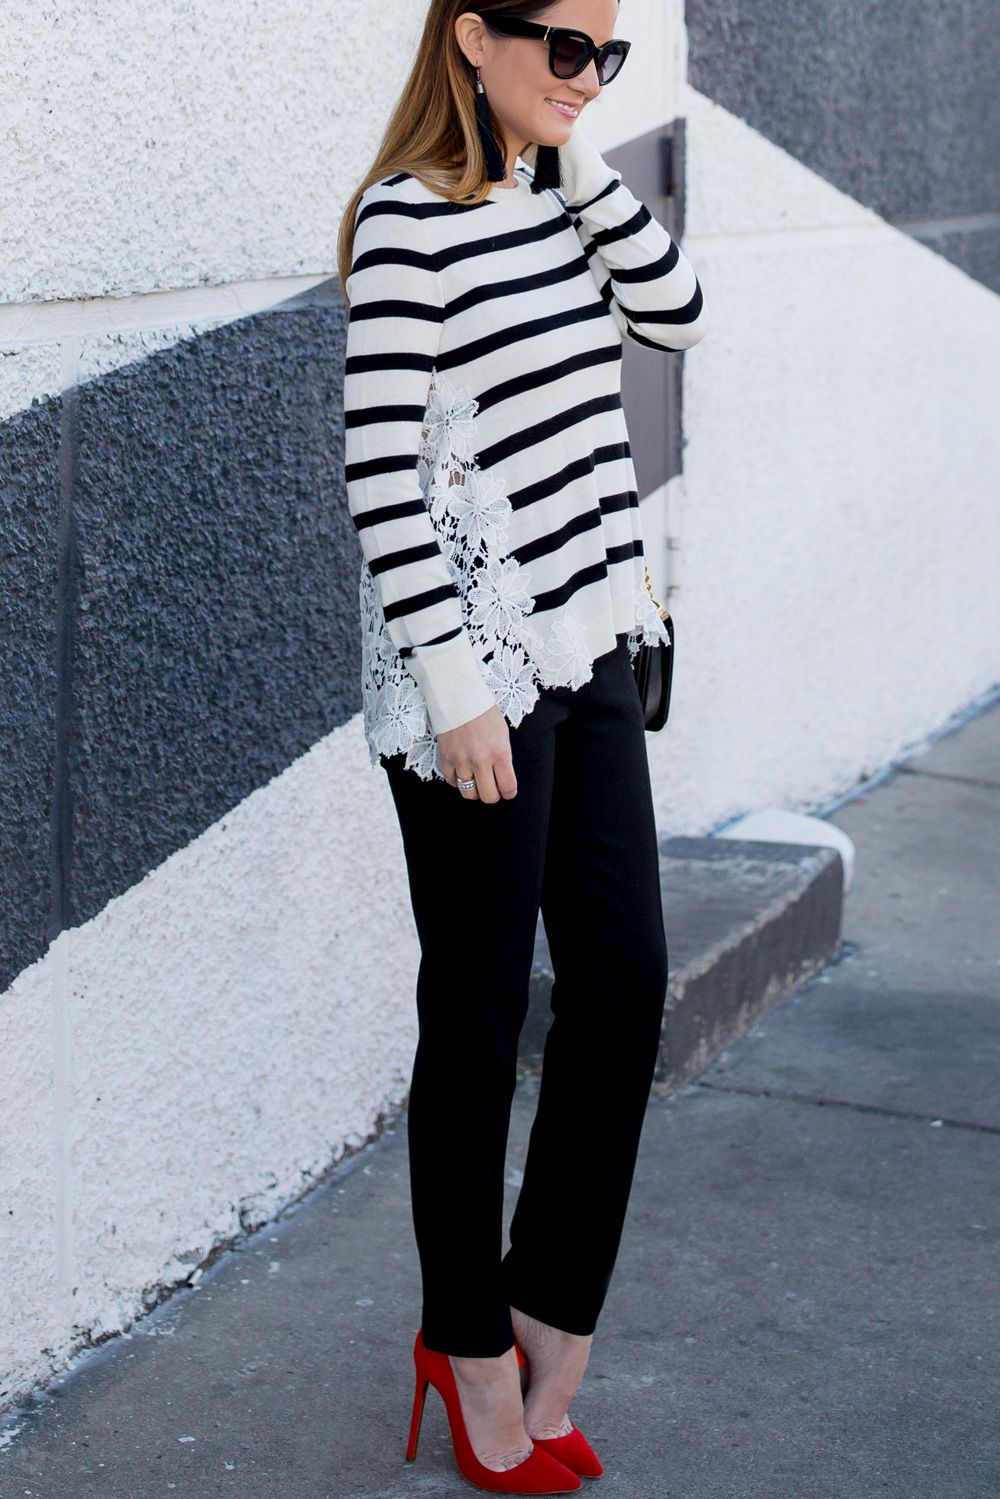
xmin=585 ymin=0 xmax=686 ymax=152
xmin=5 ymin=3 xmax=1000 ymax=1415
xmin=0 ymin=342 xmax=63 ymax=422
xmin=3 ymin=0 xmax=685 ymax=307
xmin=0 ymin=716 xmax=419 ymax=1405
xmin=2 ymin=0 xmax=422 ymax=304
xmin=646 ymin=88 xmax=1000 ymax=833
xmin=0 ymin=961 xmax=61 ymax=1407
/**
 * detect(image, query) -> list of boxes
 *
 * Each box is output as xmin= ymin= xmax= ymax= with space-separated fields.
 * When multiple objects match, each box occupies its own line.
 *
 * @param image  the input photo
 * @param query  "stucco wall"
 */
xmin=646 ymin=88 xmax=1000 ymax=831
xmin=3 ymin=2 xmax=411 ymax=304
xmin=2 ymin=0 xmax=999 ymax=1412
xmin=686 ymin=0 xmax=1000 ymax=295
xmin=1 ymin=717 xmax=419 ymax=1405
xmin=1 ymin=287 xmax=360 ymax=993
xmin=2 ymin=0 xmax=676 ymax=308
xmin=0 ymin=0 xmax=689 ymax=1410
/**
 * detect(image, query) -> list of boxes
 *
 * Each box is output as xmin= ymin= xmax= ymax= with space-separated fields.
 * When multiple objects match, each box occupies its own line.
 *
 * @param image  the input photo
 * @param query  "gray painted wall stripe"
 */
xmin=686 ymin=0 xmax=1000 ymax=296
xmin=1 ymin=284 xmax=359 ymax=991
xmin=51 ymin=379 xmax=79 ymax=940
xmin=0 ymin=399 xmax=60 ymax=991
xmin=893 ymin=212 xmax=1000 ymax=239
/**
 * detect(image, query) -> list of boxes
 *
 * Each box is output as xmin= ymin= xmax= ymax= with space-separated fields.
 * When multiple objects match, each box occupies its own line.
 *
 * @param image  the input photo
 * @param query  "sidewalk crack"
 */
xmin=697 ymin=1079 xmax=1000 ymax=1136
xmin=900 ymin=766 xmax=1000 ymax=792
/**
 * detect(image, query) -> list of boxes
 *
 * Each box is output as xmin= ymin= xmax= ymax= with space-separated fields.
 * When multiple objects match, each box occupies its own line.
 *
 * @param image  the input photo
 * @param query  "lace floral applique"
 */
xmin=521 ymin=608 xmax=594 ymax=691
xmin=630 ymin=590 xmax=670 ymax=659
xmin=360 ymin=375 xmax=539 ymax=779
xmin=360 ymin=374 xmax=668 ymax=779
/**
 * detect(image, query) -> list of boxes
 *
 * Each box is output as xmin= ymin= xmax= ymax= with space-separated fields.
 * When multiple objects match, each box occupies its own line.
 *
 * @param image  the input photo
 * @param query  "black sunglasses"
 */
xmin=481 ymin=13 xmax=631 ymax=86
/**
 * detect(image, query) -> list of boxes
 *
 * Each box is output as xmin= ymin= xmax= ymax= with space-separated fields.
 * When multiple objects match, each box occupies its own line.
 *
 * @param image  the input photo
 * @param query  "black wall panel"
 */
xmin=0 ymin=400 xmax=60 ymax=992
xmin=687 ymin=0 xmax=1000 ymax=294
xmin=69 ymin=284 xmax=358 ymax=928
xmin=0 ymin=281 xmax=361 ymax=987
xmin=919 ymin=224 xmax=1000 ymax=298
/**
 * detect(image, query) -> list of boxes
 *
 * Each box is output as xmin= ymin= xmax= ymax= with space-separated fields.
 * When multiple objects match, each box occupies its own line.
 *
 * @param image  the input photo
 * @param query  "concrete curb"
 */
xmin=520 ymin=837 xmax=844 ymax=1092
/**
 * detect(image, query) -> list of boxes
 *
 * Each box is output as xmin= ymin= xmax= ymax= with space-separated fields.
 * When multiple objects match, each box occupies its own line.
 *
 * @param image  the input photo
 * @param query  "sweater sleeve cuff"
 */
xmin=404 ymin=632 xmax=498 ymax=736
xmin=559 ymin=128 xmax=620 ymax=209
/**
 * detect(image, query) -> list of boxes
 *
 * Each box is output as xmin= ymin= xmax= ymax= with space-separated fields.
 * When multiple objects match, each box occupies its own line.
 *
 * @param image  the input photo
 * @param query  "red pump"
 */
xmin=514 ymin=1342 xmax=604 ymax=1479
xmin=406 ymin=1328 xmax=581 ymax=1494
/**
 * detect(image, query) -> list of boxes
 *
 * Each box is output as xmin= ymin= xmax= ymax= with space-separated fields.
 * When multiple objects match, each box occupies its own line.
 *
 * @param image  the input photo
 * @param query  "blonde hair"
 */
xmin=336 ymin=0 xmax=557 ymax=300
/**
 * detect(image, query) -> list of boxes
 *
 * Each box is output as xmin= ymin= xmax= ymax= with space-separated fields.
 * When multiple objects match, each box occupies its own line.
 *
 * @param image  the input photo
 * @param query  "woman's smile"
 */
xmin=545 ymin=97 xmax=582 ymax=119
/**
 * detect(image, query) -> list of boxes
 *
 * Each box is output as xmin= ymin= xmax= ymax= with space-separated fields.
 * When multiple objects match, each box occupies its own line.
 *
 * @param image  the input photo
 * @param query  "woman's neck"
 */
xmin=495 ymin=140 xmax=530 ymax=186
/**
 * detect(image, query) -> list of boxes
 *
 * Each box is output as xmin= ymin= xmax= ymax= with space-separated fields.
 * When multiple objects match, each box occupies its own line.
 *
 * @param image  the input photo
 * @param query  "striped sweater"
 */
xmin=344 ymin=126 xmax=707 ymax=779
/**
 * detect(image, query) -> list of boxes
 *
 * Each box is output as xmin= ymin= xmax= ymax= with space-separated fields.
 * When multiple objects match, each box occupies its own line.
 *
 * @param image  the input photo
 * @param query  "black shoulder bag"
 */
xmin=632 ymin=569 xmax=675 ymax=732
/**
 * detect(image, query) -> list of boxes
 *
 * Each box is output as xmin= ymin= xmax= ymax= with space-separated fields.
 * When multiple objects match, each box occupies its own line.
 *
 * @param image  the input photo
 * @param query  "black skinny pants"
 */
xmin=382 ymin=635 xmax=668 ymax=1357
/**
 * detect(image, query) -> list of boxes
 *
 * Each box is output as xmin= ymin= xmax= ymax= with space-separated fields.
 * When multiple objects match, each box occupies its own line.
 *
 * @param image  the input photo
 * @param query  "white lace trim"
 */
xmin=360 ymin=373 xmax=668 ymax=780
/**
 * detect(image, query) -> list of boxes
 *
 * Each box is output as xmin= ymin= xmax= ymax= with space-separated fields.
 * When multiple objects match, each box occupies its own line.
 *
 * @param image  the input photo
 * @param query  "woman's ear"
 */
xmin=454 ymin=11 xmax=488 ymax=68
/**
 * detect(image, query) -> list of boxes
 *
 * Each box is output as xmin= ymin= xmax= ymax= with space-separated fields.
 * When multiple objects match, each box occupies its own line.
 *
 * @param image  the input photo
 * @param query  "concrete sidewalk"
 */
xmin=2 ymin=703 xmax=998 ymax=1499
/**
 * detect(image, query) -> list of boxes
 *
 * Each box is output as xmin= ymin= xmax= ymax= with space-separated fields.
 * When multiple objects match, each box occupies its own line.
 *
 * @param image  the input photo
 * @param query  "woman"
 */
xmin=338 ymin=1 xmax=706 ymax=1491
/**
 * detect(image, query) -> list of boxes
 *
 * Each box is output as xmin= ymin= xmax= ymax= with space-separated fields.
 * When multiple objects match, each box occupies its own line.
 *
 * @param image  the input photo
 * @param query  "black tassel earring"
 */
xmin=474 ymin=71 xmax=508 ymax=182
xmin=529 ymin=143 xmax=562 ymax=193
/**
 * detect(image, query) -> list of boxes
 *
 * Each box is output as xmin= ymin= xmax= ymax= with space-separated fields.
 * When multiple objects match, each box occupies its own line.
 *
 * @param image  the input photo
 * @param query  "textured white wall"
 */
xmin=1 ymin=0 xmax=676 ymax=307
xmin=2 ymin=0 xmax=680 ymax=1406
xmin=6 ymin=0 xmax=1000 ymax=1411
xmin=646 ymin=87 xmax=1000 ymax=832
xmin=0 ymin=0 xmax=677 ymax=418
xmin=3 ymin=1 xmax=407 ymax=304
xmin=586 ymin=0 xmax=685 ymax=153
xmin=0 ymin=718 xmax=419 ymax=1407
xmin=0 ymin=0 xmax=676 ymax=421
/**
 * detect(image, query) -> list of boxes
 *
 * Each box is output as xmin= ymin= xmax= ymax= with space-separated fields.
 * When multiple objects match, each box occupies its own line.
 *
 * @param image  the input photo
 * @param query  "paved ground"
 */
xmin=1 ymin=702 xmax=998 ymax=1499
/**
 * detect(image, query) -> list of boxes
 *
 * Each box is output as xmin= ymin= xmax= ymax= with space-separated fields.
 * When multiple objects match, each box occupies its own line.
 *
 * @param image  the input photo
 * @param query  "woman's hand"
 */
xmin=438 ymin=706 xmax=517 ymax=804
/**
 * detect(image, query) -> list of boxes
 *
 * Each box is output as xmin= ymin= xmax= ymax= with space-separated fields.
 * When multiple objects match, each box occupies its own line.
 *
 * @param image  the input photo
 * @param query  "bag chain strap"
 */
xmin=643 ymin=565 xmax=672 ymax=624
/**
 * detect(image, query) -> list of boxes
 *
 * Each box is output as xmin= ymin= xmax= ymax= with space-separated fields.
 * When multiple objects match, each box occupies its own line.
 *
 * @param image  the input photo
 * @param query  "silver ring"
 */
xmin=456 ymin=777 xmax=477 ymax=793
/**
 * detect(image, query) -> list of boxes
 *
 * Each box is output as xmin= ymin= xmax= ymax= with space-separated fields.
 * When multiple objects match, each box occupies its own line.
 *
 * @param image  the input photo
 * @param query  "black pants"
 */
xmin=382 ymin=635 xmax=668 ymax=1357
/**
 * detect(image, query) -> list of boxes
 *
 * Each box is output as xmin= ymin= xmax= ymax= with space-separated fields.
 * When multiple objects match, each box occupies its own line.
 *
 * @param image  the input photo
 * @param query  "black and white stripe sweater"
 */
xmin=344 ymin=126 xmax=707 ymax=779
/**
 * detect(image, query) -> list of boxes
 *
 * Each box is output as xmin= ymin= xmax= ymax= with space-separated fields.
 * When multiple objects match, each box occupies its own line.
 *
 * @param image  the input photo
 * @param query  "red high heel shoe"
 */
xmin=406 ymin=1329 xmax=581 ymax=1494
xmin=514 ymin=1343 xmax=604 ymax=1479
